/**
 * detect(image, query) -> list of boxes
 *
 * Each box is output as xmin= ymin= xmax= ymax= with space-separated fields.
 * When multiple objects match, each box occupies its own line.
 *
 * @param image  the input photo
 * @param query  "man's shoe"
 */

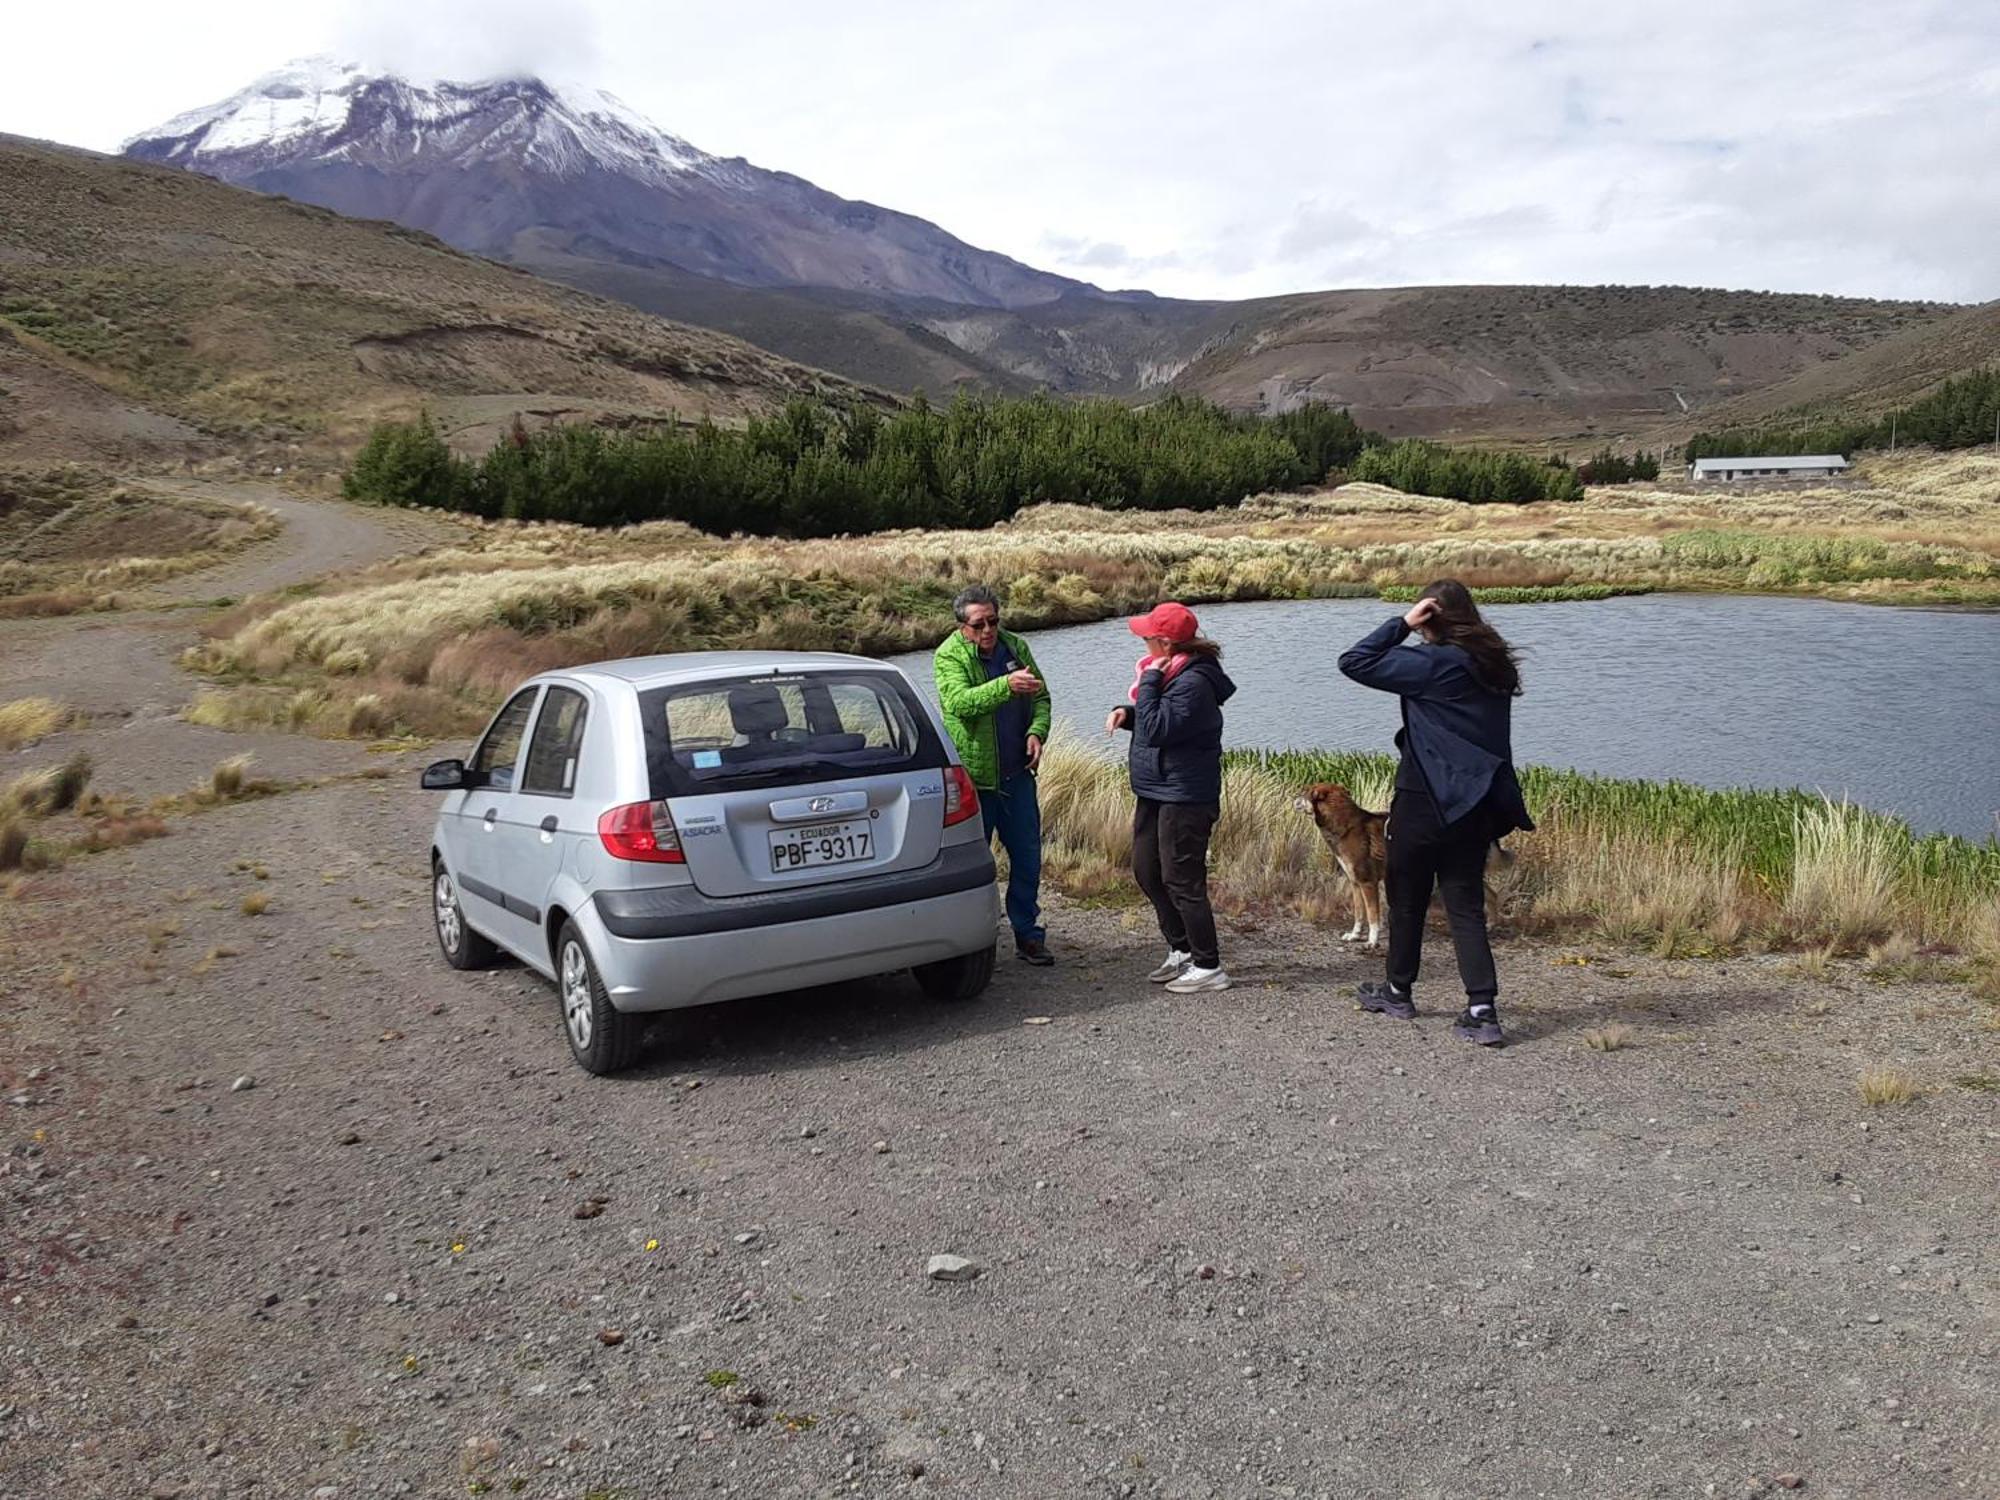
xmin=1165 ymin=965 xmax=1231 ymax=994
xmin=1015 ymin=938 xmax=1055 ymax=967
xmin=1356 ymin=981 xmax=1416 ymax=1020
xmin=1147 ymin=949 xmax=1192 ymax=983
xmin=1453 ymin=1010 xmax=1505 ymax=1047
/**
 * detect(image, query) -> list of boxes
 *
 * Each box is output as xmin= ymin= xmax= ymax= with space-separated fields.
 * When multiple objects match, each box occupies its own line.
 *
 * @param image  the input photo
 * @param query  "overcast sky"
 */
xmin=14 ymin=1 xmax=2000 ymax=303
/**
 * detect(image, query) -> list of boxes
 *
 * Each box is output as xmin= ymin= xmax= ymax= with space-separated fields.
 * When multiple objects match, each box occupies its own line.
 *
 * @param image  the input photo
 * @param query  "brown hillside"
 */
xmin=1165 ymin=284 xmax=1958 ymax=445
xmin=1681 ymin=298 xmax=2000 ymax=432
xmin=0 ymin=137 xmax=869 ymax=470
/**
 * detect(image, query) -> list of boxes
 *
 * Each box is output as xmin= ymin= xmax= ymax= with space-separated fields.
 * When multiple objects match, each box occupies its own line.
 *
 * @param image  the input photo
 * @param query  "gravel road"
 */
xmin=2 ymin=489 xmax=1996 ymax=1499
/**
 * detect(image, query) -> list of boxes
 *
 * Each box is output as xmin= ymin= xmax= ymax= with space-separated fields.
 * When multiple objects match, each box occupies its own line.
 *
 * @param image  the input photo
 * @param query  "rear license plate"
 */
xmin=769 ymin=819 xmax=873 ymax=873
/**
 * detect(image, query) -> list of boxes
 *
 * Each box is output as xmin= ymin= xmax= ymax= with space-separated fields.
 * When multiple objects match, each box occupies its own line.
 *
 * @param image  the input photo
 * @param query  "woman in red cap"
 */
xmin=1105 ymin=602 xmax=1238 ymax=992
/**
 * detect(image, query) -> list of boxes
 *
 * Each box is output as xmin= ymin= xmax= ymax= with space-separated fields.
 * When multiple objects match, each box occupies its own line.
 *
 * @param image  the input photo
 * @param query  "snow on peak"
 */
xmin=127 ymin=57 xmax=372 ymax=155
xmin=123 ymin=57 xmax=713 ymax=183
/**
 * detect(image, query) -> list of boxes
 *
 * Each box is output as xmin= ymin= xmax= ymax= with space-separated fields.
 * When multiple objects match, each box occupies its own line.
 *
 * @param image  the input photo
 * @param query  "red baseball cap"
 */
xmin=1128 ymin=601 xmax=1199 ymax=643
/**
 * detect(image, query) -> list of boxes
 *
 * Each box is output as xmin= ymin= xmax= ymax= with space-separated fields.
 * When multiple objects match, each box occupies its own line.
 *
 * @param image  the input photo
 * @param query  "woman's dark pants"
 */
xmin=1131 ymin=798 xmax=1221 ymax=969
xmin=1385 ymin=787 xmax=1497 ymax=1007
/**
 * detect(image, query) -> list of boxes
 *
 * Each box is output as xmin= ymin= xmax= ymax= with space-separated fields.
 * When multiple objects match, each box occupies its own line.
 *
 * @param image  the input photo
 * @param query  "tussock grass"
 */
xmin=0 ymin=698 xmax=70 ymax=751
xmin=1034 ymin=744 xmax=2000 ymax=968
xmin=0 ymin=819 xmax=28 ymax=873
xmin=1857 ymin=1065 xmax=1920 ymax=1106
xmin=184 ymin=457 xmax=2000 ymax=741
xmin=73 ymin=812 xmax=169 ymax=854
xmin=239 ymin=891 xmax=270 ymax=916
xmin=1581 ymin=1025 xmax=1635 ymax=1052
xmin=210 ymin=755 xmax=251 ymax=800
xmin=1785 ymin=802 xmax=1927 ymax=947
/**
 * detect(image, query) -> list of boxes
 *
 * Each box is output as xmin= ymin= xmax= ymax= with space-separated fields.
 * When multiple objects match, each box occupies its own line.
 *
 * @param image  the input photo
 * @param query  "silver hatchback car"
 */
xmin=421 ymin=652 xmax=1000 ymax=1073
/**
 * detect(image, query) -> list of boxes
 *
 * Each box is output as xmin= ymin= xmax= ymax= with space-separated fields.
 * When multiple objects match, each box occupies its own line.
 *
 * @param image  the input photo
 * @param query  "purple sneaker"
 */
xmin=1453 ymin=1010 xmax=1505 ymax=1047
xmin=1356 ymin=981 xmax=1416 ymax=1020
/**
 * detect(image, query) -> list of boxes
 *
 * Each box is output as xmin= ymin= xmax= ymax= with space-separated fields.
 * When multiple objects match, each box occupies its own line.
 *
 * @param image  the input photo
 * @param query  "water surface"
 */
xmin=888 ymin=594 xmax=2000 ymax=840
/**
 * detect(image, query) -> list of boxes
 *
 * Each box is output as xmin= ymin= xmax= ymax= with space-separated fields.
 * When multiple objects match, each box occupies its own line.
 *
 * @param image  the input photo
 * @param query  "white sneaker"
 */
xmin=1165 ymin=965 xmax=1231 ymax=994
xmin=1147 ymin=949 xmax=1192 ymax=983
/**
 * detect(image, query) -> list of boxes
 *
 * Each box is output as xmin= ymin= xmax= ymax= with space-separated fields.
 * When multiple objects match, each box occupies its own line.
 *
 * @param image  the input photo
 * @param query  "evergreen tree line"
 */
xmin=1350 ymin=439 xmax=1587 ymax=503
xmin=1573 ymin=448 xmax=1661 ymax=484
xmin=343 ymin=392 xmax=1379 ymax=535
xmin=1683 ymin=367 xmax=2000 ymax=461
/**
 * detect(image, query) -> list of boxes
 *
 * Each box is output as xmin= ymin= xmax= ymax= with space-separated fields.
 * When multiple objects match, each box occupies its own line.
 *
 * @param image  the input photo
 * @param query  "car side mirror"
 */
xmin=421 ymin=758 xmax=470 ymax=791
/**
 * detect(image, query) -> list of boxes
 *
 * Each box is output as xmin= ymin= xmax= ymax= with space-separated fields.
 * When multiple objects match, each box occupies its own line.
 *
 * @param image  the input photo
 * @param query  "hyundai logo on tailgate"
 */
xmin=808 ymin=796 xmax=838 ymax=814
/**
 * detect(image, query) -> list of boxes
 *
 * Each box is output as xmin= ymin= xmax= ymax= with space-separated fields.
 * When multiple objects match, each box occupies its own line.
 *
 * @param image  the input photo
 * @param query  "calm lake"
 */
xmin=886 ymin=594 xmax=2000 ymax=841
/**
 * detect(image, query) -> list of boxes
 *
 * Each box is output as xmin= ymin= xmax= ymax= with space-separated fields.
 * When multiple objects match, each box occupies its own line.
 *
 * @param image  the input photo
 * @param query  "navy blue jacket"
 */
xmin=1115 ymin=655 xmax=1237 ymax=804
xmin=1338 ymin=615 xmax=1535 ymax=832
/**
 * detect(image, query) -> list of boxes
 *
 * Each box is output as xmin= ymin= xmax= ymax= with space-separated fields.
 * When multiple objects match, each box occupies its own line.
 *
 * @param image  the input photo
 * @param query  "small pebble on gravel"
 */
xmin=230 ymin=1075 xmax=255 ymax=1092
xmin=926 ymin=1254 xmax=981 ymax=1282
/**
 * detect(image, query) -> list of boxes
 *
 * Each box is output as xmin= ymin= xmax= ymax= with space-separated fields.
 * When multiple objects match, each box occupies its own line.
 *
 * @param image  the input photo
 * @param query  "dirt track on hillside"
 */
xmin=2 ymin=490 xmax=1996 ymax=1499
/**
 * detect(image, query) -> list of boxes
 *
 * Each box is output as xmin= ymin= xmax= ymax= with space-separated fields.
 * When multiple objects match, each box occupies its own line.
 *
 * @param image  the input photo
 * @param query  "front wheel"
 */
xmin=912 ymin=943 xmax=996 ymax=1002
xmin=433 ymin=860 xmax=498 ymax=970
xmin=557 ymin=921 xmax=645 ymax=1075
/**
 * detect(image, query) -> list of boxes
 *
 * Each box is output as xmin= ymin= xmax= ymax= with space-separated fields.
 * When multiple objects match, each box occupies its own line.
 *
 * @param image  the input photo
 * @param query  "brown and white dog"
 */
xmin=1295 ymin=783 xmax=1389 ymax=948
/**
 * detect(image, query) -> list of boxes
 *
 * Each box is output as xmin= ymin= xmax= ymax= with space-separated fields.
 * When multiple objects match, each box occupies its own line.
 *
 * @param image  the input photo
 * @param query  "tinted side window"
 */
xmin=470 ymin=688 xmax=540 ymax=792
xmin=522 ymin=687 xmax=589 ymax=796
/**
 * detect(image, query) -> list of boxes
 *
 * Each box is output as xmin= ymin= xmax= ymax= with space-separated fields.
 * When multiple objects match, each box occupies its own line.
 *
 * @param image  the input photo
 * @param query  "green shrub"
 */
xmin=1351 ymin=439 xmax=1586 ymax=502
xmin=342 ymin=412 xmax=473 ymax=510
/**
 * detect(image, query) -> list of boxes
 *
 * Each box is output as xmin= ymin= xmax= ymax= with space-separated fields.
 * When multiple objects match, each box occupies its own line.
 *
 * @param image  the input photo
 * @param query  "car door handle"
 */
xmin=481 ymin=807 xmax=498 ymax=828
xmin=539 ymin=815 xmax=559 ymax=833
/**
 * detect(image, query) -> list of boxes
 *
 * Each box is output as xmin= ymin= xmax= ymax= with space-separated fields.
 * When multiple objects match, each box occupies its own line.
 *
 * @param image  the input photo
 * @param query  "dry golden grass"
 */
xmin=1035 ymin=745 xmax=1996 ymax=971
xmin=0 ymin=697 xmax=70 ymax=750
xmin=1782 ymin=801 xmax=1905 ymax=946
xmin=0 ymin=471 xmax=282 ymax=611
xmin=1857 ymin=1065 xmax=1920 ymax=1107
xmin=182 ymin=454 xmax=2000 ymax=743
xmin=209 ymin=755 xmax=251 ymax=800
xmin=1581 ymin=1025 xmax=1635 ymax=1052
xmin=239 ymin=891 xmax=270 ymax=917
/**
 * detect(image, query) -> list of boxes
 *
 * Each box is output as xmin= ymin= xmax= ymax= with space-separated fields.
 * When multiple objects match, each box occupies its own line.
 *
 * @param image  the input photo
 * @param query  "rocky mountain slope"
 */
xmin=123 ymin=59 xmax=1101 ymax=312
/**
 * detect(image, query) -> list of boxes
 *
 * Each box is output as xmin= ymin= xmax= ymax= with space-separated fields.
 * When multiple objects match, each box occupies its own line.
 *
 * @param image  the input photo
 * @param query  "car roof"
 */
xmin=548 ymin=651 xmax=906 ymax=693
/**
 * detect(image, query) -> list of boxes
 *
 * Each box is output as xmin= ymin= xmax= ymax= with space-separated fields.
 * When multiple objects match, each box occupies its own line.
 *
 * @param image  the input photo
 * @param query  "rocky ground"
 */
xmin=2 ymin=489 xmax=1996 ymax=1500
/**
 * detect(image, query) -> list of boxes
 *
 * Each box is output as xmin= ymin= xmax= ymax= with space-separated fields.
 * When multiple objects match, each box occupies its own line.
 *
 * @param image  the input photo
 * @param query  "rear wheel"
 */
xmin=433 ymin=860 xmax=498 ymax=970
xmin=557 ymin=920 xmax=645 ymax=1075
xmin=913 ymin=943 xmax=996 ymax=1002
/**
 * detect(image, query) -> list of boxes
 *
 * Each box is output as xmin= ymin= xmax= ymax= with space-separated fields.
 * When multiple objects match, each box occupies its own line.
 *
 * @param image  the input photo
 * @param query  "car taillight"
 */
xmin=942 ymin=765 xmax=980 ymax=827
xmin=597 ymin=801 xmax=684 ymax=863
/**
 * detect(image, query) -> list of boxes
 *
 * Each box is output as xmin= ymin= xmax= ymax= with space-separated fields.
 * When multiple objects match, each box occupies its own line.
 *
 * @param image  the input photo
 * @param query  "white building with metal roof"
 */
xmin=1687 ymin=455 xmax=1851 ymax=482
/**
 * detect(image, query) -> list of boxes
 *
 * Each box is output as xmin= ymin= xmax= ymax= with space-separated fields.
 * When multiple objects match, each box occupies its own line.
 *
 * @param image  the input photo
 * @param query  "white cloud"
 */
xmin=332 ymin=0 xmax=604 ymax=81
xmin=8 ymin=0 xmax=1998 ymax=302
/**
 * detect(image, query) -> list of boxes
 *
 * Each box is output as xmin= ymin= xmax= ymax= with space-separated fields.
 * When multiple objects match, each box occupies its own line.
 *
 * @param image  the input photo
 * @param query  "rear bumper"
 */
xmin=593 ymin=839 xmax=994 ymax=939
xmin=579 ymin=842 xmax=1000 ymax=1011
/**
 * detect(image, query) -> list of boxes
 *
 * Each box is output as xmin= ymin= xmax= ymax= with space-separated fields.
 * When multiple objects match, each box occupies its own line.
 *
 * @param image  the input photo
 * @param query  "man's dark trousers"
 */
xmin=981 ymin=772 xmax=1044 ymax=947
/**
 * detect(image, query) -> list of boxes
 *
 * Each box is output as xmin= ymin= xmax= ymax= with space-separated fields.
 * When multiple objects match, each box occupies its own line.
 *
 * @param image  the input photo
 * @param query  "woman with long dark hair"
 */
xmin=1106 ymin=602 xmax=1238 ymax=993
xmin=1337 ymin=579 xmax=1534 ymax=1045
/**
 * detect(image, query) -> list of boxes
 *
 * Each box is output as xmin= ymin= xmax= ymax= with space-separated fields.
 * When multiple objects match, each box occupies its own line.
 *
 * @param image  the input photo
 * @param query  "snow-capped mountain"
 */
xmin=122 ymin=58 xmax=1094 ymax=310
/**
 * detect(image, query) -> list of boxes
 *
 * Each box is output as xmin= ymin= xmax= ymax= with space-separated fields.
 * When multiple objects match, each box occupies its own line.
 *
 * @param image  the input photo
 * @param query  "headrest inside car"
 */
xmin=727 ymin=686 xmax=790 ymax=738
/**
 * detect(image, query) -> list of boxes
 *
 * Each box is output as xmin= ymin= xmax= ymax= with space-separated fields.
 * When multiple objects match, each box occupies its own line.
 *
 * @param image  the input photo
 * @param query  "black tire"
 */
xmin=556 ymin=920 xmax=645 ymax=1075
xmin=432 ymin=858 xmax=499 ymax=971
xmin=913 ymin=943 xmax=997 ymax=1002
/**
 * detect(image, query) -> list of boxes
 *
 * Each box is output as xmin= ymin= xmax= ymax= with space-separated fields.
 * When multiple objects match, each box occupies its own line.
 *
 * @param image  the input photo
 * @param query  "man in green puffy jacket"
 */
xmin=933 ymin=584 xmax=1055 ymax=965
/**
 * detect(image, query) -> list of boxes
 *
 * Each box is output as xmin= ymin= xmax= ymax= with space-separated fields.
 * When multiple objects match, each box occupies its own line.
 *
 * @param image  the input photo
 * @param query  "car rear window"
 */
xmin=640 ymin=670 xmax=945 ymax=797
